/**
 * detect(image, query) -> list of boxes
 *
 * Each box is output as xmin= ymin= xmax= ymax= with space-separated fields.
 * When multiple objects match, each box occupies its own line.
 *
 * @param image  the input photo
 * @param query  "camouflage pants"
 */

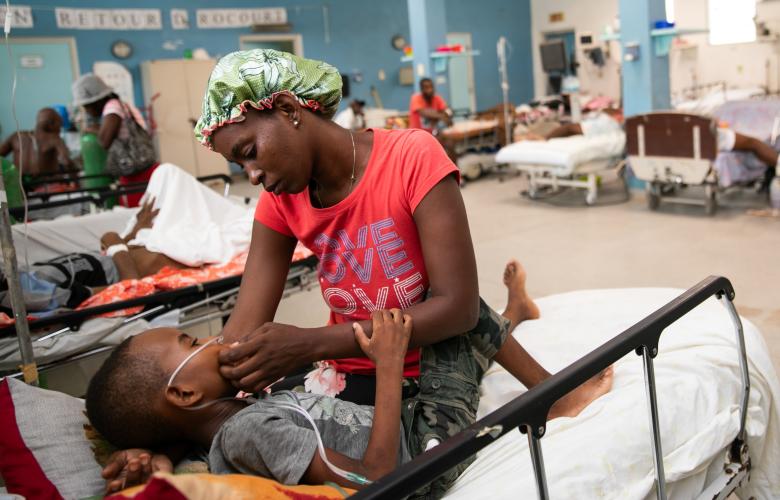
xmin=402 ymin=298 xmax=510 ymax=500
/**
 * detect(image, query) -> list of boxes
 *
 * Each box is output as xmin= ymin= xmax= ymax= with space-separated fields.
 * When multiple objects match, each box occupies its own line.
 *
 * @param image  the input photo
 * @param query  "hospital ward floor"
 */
xmin=231 ymin=173 xmax=780 ymax=374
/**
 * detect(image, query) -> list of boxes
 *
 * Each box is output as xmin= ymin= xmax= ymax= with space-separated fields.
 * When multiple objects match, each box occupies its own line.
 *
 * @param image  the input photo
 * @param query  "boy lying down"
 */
xmin=86 ymin=262 xmax=612 ymax=498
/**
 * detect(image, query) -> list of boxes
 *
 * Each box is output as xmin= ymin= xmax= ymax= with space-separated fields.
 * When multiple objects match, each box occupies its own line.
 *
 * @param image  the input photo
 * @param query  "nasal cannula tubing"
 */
xmin=165 ymin=334 xmax=372 ymax=486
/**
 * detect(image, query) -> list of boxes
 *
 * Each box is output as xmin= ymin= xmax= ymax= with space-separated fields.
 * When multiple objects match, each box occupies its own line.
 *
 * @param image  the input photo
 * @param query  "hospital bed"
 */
xmin=440 ymin=104 xmax=514 ymax=181
xmin=355 ymin=276 xmax=779 ymax=499
xmin=495 ymin=131 xmax=626 ymax=205
xmin=4 ymin=277 xmax=777 ymax=499
xmin=625 ymin=112 xmax=771 ymax=215
xmin=673 ymin=82 xmax=766 ymax=117
xmin=442 ymin=119 xmax=501 ymax=181
xmin=0 ymin=165 xmax=315 ymax=377
xmin=712 ymin=98 xmax=780 ymax=189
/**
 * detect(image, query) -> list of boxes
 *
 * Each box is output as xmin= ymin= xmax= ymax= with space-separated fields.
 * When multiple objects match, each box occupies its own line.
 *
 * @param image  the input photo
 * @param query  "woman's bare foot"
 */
xmin=548 ymin=366 xmax=614 ymax=420
xmin=502 ymin=260 xmax=541 ymax=330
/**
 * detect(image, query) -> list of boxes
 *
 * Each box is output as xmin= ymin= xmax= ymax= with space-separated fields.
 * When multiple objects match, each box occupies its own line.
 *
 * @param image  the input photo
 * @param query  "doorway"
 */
xmin=446 ymin=32 xmax=476 ymax=114
xmin=0 ymin=37 xmax=79 ymax=135
xmin=239 ymin=34 xmax=304 ymax=56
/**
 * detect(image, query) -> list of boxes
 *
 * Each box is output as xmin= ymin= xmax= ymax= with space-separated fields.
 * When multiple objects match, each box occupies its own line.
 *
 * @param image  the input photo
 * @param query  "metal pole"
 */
xmin=718 ymin=296 xmax=750 ymax=441
xmin=497 ymin=36 xmax=512 ymax=147
xmin=0 ymin=173 xmax=37 ymax=385
xmin=525 ymin=425 xmax=550 ymax=500
xmin=642 ymin=345 xmax=666 ymax=500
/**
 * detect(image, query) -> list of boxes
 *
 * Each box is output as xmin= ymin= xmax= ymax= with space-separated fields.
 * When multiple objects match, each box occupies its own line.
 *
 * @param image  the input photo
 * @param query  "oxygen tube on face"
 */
xmin=165 ymin=335 xmax=372 ymax=485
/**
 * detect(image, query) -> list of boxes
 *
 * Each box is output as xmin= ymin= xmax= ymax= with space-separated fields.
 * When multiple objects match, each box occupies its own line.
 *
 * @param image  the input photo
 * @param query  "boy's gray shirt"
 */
xmin=208 ymin=391 xmax=411 ymax=485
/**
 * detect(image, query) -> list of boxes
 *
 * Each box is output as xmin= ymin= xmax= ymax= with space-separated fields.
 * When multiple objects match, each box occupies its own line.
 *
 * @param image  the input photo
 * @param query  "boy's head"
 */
xmin=35 ymin=108 xmax=62 ymax=134
xmin=86 ymin=328 xmax=233 ymax=449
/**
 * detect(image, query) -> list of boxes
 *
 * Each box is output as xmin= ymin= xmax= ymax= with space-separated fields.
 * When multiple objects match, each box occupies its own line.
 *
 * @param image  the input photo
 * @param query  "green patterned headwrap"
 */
xmin=194 ymin=49 xmax=342 ymax=149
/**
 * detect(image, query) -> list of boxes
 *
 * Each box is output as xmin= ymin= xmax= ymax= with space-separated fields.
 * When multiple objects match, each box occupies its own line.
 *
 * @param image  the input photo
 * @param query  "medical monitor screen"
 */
xmin=540 ymin=40 xmax=567 ymax=73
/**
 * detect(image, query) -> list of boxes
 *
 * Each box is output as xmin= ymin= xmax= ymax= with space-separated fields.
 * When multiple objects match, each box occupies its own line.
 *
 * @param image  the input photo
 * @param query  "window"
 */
xmin=708 ymin=0 xmax=756 ymax=45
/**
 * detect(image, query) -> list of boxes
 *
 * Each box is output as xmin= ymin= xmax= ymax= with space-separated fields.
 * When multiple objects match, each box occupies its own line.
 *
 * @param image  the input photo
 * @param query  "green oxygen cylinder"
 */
xmin=80 ymin=133 xmax=114 ymax=207
xmin=1 ymin=157 xmax=24 ymax=209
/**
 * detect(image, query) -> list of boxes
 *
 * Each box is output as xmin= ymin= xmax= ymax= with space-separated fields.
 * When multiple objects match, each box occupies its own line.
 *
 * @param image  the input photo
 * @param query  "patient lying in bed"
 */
xmin=85 ymin=263 xmax=612 ymax=495
xmin=527 ymin=109 xmax=779 ymax=189
xmin=0 ymin=199 xmax=184 ymax=313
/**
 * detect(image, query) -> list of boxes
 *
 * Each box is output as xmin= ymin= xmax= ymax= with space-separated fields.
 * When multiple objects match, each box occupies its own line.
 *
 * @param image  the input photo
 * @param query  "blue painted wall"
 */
xmin=619 ymin=0 xmax=670 ymax=116
xmin=446 ymin=0 xmax=534 ymax=109
xmin=9 ymin=0 xmax=532 ymax=114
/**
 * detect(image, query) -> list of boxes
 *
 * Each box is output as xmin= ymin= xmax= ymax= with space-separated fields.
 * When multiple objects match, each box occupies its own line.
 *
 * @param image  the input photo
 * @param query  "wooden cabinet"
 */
xmin=141 ymin=59 xmax=228 ymax=177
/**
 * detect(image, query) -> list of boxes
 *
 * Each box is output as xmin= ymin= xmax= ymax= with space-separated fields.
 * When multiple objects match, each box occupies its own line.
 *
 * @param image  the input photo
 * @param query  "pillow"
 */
xmin=109 ymin=472 xmax=353 ymax=499
xmin=0 ymin=377 xmax=104 ymax=499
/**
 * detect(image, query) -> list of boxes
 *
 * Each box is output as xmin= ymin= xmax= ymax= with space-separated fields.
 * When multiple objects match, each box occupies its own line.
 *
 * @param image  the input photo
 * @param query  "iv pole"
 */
xmin=0 ymin=172 xmax=38 ymax=386
xmin=497 ymin=36 xmax=513 ymax=146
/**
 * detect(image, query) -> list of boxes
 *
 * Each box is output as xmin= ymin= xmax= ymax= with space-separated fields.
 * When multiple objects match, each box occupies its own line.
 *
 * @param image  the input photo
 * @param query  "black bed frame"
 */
xmin=0 ymin=255 xmax=318 ymax=338
xmin=12 ymin=173 xmax=232 ymax=219
xmin=352 ymin=276 xmax=748 ymax=500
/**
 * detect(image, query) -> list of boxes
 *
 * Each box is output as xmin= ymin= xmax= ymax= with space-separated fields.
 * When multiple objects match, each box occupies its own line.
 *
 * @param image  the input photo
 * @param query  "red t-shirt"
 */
xmin=409 ymin=93 xmax=448 ymax=132
xmin=255 ymin=128 xmax=459 ymax=377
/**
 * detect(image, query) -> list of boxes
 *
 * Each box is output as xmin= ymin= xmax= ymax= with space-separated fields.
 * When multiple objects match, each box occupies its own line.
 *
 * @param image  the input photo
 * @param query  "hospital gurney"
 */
xmin=626 ymin=113 xmax=722 ymax=215
xmin=355 ymin=276 xmax=778 ymax=499
xmin=495 ymin=132 xmax=626 ymax=205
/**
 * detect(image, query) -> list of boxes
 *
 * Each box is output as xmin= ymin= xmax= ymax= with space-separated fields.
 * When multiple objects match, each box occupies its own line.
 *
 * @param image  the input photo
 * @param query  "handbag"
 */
xmin=105 ymin=102 xmax=157 ymax=177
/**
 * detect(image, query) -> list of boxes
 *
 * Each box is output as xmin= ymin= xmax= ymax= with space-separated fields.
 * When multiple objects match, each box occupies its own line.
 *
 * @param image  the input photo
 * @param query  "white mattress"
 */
xmin=447 ymin=288 xmax=780 ymax=499
xmin=495 ymin=132 xmax=625 ymax=176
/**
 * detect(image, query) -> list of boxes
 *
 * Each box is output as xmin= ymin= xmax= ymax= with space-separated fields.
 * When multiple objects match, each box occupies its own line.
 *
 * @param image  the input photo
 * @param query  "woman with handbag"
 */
xmin=72 ymin=73 xmax=158 ymax=207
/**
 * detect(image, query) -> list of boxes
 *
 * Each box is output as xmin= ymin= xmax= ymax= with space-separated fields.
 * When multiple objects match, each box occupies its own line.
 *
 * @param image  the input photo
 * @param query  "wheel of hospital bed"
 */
xmin=647 ymin=182 xmax=661 ymax=211
xmin=705 ymin=184 xmax=718 ymax=216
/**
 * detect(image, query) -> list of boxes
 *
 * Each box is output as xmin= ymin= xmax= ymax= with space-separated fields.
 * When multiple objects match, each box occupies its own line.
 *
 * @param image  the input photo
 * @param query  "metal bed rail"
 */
xmin=12 ymin=173 xmax=235 ymax=218
xmin=0 ymin=255 xmax=319 ymax=337
xmin=23 ymin=173 xmax=113 ymax=191
xmin=352 ymin=276 xmax=750 ymax=500
xmin=4 ymin=262 xmax=320 ymax=380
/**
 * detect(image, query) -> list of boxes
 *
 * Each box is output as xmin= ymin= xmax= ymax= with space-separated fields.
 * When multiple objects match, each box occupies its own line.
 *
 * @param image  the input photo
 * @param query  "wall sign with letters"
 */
xmin=196 ymin=8 xmax=287 ymax=29
xmin=55 ymin=8 xmax=162 ymax=30
xmin=170 ymin=9 xmax=189 ymax=30
xmin=0 ymin=5 xmax=33 ymax=28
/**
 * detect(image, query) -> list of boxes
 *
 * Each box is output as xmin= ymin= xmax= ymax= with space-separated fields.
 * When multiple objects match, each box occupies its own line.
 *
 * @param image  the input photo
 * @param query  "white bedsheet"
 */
xmin=495 ymin=132 xmax=625 ymax=176
xmin=674 ymin=86 xmax=766 ymax=117
xmin=447 ymin=288 xmax=780 ymax=499
xmin=121 ymin=164 xmax=255 ymax=266
xmin=0 ymin=317 xmax=150 ymax=370
xmin=12 ymin=208 xmax=134 ymax=264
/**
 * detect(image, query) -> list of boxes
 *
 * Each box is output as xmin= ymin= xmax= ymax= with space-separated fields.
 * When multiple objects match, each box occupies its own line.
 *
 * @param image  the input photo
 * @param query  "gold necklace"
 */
xmin=315 ymin=129 xmax=356 ymax=208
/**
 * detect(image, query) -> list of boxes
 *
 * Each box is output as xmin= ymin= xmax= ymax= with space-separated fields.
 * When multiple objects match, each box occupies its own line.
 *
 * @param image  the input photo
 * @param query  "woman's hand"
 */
xmin=218 ymin=322 xmax=315 ymax=393
xmin=353 ymin=309 xmax=412 ymax=369
xmin=101 ymin=449 xmax=172 ymax=494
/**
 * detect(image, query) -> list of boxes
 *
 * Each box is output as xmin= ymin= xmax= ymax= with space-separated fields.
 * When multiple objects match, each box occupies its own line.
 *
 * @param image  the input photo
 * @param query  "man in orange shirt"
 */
xmin=408 ymin=78 xmax=452 ymax=134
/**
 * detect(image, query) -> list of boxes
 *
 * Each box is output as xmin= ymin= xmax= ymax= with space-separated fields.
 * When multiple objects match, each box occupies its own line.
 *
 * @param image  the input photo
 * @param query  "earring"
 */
xmin=293 ymin=119 xmax=299 ymax=127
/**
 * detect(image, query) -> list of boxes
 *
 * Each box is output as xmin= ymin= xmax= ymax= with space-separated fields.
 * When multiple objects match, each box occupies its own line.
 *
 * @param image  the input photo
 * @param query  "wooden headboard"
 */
xmin=625 ymin=112 xmax=718 ymax=161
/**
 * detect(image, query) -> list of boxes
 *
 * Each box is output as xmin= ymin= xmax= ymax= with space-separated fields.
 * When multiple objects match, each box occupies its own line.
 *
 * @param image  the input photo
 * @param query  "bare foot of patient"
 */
xmin=548 ymin=366 xmax=614 ymax=420
xmin=502 ymin=260 xmax=541 ymax=330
